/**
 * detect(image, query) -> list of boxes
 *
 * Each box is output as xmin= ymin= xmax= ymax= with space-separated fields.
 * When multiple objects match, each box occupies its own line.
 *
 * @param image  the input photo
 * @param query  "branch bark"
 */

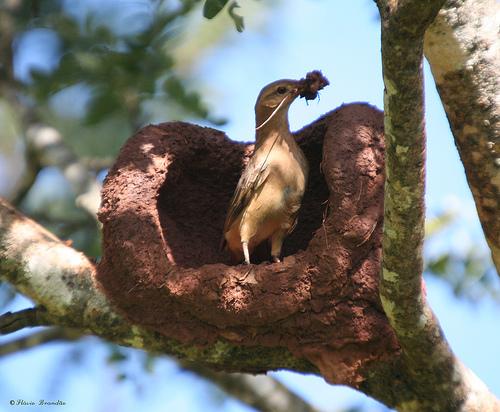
xmin=0 ymin=308 xmax=320 ymax=412
xmin=377 ymin=1 xmax=500 ymax=411
xmin=0 ymin=310 xmax=319 ymax=412
xmin=0 ymin=307 xmax=50 ymax=334
xmin=0 ymin=316 xmax=321 ymax=412
xmin=0 ymin=198 xmax=315 ymax=373
xmin=424 ymin=0 xmax=500 ymax=274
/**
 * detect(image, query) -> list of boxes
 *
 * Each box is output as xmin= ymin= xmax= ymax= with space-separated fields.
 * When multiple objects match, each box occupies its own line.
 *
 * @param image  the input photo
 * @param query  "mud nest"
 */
xmin=96 ymin=103 xmax=400 ymax=386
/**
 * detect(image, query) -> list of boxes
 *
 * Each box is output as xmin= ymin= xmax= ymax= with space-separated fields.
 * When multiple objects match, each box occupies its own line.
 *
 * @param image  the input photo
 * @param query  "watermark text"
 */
xmin=9 ymin=399 xmax=66 ymax=407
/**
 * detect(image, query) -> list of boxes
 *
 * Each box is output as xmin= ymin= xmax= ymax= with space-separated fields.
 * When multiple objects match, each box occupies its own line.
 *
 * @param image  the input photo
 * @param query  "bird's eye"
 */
xmin=276 ymin=86 xmax=287 ymax=95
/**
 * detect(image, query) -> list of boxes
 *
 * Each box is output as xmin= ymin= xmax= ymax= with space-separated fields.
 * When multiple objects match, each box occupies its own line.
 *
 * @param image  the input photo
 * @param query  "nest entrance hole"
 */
xmin=157 ymin=132 xmax=329 ymax=268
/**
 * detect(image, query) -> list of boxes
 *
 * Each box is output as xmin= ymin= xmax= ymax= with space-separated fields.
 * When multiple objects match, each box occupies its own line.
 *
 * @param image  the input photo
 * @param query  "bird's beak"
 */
xmin=290 ymin=85 xmax=300 ymax=98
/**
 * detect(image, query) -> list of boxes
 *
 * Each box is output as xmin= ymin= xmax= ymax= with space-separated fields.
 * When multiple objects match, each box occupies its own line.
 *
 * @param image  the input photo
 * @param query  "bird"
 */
xmin=221 ymin=77 xmax=316 ymax=265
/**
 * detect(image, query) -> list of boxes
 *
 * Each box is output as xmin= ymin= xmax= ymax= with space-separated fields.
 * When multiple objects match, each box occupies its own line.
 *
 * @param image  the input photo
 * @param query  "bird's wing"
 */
xmin=223 ymin=157 xmax=271 ymax=235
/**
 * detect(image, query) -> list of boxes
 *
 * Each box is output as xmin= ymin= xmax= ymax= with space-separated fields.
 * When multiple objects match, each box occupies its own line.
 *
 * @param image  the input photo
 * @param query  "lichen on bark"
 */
xmin=424 ymin=0 xmax=500 ymax=274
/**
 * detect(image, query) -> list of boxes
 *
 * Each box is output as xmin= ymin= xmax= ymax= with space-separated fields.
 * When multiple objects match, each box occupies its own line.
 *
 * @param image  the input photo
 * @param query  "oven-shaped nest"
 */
xmin=96 ymin=103 xmax=397 ymax=386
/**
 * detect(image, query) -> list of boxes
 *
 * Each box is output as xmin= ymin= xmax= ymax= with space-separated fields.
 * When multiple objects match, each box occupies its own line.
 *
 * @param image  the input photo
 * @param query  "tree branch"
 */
xmin=424 ymin=0 xmax=500 ymax=275
xmin=0 ymin=314 xmax=317 ymax=412
xmin=0 ymin=305 xmax=320 ymax=412
xmin=0 ymin=316 xmax=319 ymax=412
xmin=378 ymin=0 xmax=443 ymax=324
xmin=377 ymin=1 xmax=500 ymax=410
xmin=0 ymin=305 xmax=319 ymax=412
xmin=0 ymin=327 xmax=82 ymax=357
xmin=0 ymin=198 xmax=315 ymax=374
xmin=183 ymin=363 xmax=321 ymax=412
xmin=0 ymin=307 xmax=50 ymax=334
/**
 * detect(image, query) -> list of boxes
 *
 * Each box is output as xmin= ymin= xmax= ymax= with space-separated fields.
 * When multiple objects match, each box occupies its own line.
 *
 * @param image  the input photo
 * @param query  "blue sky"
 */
xmin=0 ymin=1 xmax=498 ymax=411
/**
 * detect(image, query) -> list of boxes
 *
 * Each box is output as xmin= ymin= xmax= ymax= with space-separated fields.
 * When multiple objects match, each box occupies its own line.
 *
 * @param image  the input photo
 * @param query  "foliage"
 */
xmin=203 ymin=0 xmax=244 ymax=32
xmin=425 ymin=212 xmax=499 ymax=302
xmin=0 ymin=0 xmax=228 ymax=256
xmin=21 ymin=1 xmax=219 ymax=129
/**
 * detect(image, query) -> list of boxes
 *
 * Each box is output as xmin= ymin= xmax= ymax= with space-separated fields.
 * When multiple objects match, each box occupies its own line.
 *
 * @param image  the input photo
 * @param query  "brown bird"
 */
xmin=222 ymin=78 xmax=312 ymax=265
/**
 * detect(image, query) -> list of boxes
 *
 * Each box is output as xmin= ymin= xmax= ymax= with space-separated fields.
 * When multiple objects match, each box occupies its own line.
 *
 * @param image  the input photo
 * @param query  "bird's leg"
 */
xmin=242 ymin=241 xmax=251 ymax=265
xmin=240 ymin=240 xmax=255 ymax=280
xmin=271 ymin=231 xmax=286 ymax=263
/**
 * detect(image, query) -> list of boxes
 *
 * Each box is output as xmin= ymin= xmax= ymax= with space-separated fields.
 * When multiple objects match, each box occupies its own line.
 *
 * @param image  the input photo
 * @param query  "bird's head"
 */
xmin=256 ymin=79 xmax=301 ymax=109
xmin=254 ymin=79 xmax=300 ymax=131
xmin=254 ymin=72 xmax=329 ymax=133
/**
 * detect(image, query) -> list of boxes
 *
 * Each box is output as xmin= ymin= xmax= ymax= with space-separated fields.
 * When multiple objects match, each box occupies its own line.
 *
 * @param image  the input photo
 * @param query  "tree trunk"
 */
xmin=424 ymin=0 xmax=500 ymax=274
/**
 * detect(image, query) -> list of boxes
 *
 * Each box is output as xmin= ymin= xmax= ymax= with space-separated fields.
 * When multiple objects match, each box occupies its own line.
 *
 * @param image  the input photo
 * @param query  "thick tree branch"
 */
xmin=0 ymin=198 xmax=315 ymax=373
xmin=0 ymin=327 xmax=82 ymax=357
xmin=0 ymin=199 xmax=324 ymax=412
xmin=0 ymin=306 xmax=320 ymax=412
xmin=0 ymin=312 xmax=320 ymax=412
xmin=378 ymin=0 xmax=443 ymax=323
xmin=377 ymin=1 xmax=500 ymax=411
xmin=424 ymin=0 xmax=500 ymax=274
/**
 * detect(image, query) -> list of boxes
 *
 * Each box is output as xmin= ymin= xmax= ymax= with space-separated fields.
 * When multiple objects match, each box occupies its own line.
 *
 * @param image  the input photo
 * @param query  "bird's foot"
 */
xmin=272 ymin=256 xmax=281 ymax=263
xmin=237 ymin=265 xmax=257 ymax=284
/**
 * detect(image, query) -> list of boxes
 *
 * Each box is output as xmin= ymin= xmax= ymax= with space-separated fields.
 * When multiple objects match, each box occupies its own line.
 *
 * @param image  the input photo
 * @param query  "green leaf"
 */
xmin=203 ymin=0 xmax=229 ymax=19
xmin=228 ymin=2 xmax=244 ymax=32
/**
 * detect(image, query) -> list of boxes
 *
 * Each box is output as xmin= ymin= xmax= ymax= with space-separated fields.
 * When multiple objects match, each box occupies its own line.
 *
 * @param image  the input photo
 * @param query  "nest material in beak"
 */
xmin=298 ymin=70 xmax=330 ymax=101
